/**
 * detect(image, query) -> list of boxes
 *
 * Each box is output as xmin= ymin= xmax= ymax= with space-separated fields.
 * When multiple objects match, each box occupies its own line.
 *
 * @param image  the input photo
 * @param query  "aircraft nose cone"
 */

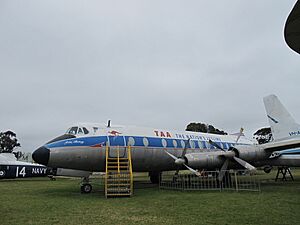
xmin=32 ymin=146 xmax=50 ymax=166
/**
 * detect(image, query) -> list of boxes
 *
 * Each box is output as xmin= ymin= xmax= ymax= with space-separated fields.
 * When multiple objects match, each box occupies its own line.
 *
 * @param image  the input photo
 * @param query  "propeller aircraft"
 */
xmin=32 ymin=94 xmax=300 ymax=192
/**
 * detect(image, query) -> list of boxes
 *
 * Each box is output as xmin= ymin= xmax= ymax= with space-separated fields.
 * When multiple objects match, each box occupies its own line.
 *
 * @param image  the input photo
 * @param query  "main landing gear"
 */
xmin=263 ymin=165 xmax=273 ymax=174
xmin=149 ymin=171 xmax=161 ymax=184
xmin=80 ymin=176 xmax=92 ymax=194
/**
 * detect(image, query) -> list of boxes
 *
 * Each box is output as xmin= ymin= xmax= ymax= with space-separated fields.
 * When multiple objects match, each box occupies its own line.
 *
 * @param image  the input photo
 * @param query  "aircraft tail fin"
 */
xmin=263 ymin=94 xmax=300 ymax=140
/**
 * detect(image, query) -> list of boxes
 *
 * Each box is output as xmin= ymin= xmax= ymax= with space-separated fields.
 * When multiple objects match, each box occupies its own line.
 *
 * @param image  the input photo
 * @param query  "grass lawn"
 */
xmin=0 ymin=170 xmax=300 ymax=225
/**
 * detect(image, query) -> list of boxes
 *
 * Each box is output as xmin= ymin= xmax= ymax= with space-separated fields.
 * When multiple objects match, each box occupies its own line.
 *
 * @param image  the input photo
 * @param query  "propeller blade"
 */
xmin=183 ymin=164 xmax=201 ymax=176
xmin=164 ymin=150 xmax=178 ymax=161
xmin=233 ymin=156 xmax=256 ymax=171
xmin=218 ymin=159 xmax=229 ymax=181
xmin=181 ymin=138 xmax=190 ymax=157
xmin=235 ymin=127 xmax=244 ymax=144
xmin=209 ymin=140 xmax=225 ymax=151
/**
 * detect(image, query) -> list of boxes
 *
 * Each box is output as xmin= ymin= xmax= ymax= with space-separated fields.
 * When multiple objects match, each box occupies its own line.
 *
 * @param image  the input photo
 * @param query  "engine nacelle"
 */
xmin=184 ymin=152 xmax=225 ymax=169
xmin=232 ymin=145 xmax=267 ymax=162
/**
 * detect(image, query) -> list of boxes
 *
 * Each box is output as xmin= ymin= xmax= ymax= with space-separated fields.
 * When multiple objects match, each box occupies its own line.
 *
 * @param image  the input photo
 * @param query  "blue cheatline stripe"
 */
xmin=45 ymin=135 xmax=235 ymax=150
xmin=46 ymin=136 xmax=106 ymax=148
xmin=280 ymin=148 xmax=300 ymax=154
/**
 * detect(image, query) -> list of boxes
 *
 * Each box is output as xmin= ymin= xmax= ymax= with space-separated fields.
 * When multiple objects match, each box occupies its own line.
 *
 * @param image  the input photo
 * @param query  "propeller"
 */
xmin=164 ymin=139 xmax=201 ymax=177
xmin=209 ymin=138 xmax=256 ymax=182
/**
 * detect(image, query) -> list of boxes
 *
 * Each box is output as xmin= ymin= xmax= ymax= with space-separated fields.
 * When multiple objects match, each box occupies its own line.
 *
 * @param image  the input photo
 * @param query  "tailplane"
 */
xmin=263 ymin=94 xmax=300 ymax=140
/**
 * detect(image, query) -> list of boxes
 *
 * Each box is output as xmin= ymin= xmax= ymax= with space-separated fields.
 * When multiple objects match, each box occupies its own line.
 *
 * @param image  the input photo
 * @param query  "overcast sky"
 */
xmin=0 ymin=0 xmax=299 ymax=152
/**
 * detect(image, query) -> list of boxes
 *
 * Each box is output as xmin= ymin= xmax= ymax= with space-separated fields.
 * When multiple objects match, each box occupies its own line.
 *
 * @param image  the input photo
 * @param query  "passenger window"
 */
xmin=190 ymin=140 xmax=195 ymax=149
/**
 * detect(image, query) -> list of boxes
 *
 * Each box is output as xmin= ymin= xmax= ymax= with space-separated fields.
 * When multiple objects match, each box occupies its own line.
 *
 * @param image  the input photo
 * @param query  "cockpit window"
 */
xmin=66 ymin=126 xmax=89 ymax=135
xmin=78 ymin=128 xmax=83 ymax=134
xmin=83 ymin=127 xmax=89 ymax=134
xmin=67 ymin=127 xmax=78 ymax=135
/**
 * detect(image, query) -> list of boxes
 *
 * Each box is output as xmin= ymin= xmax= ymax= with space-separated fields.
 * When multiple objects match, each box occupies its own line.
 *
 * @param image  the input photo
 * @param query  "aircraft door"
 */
xmin=107 ymin=135 xmax=126 ymax=158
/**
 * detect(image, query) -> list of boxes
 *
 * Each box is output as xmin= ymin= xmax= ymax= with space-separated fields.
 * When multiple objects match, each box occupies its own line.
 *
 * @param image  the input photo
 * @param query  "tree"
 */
xmin=186 ymin=122 xmax=227 ymax=135
xmin=0 ymin=131 xmax=21 ymax=153
xmin=253 ymin=127 xmax=272 ymax=144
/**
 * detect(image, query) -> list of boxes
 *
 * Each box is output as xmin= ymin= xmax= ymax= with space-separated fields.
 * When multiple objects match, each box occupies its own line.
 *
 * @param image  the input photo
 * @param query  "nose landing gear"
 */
xmin=80 ymin=176 xmax=92 ymax=194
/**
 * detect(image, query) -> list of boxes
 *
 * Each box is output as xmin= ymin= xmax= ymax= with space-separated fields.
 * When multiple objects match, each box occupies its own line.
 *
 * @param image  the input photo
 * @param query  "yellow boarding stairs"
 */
xmin=105 ymin=145 xmax=133 ymax=197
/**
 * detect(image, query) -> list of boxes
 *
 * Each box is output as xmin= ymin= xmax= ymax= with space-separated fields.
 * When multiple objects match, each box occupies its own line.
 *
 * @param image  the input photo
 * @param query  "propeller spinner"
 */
xmin=165 ymin=139 xmax=202 ymax=177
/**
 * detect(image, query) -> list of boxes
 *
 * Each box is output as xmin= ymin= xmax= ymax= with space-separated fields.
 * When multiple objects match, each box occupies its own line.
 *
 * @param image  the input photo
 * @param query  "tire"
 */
xmin=263 ymin=166 xmax=272 ymax=174
xmin=81 ymin=184 xmax=92 ymax=194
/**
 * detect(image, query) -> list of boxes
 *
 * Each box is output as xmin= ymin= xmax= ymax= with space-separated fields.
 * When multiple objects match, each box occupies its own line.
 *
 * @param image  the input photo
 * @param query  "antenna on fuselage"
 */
xmin=107 ymin=120 xmax=111 ymax=128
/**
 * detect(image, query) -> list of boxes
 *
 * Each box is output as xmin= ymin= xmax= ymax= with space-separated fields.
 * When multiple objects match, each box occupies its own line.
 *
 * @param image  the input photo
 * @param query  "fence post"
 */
xmin=234 ymin=171 xmax=238 ymax=192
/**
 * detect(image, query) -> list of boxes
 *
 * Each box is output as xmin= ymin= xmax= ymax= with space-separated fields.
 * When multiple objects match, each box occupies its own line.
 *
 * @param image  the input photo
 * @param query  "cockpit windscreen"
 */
xmin=66 ymin=126 xmax=89 ymax=135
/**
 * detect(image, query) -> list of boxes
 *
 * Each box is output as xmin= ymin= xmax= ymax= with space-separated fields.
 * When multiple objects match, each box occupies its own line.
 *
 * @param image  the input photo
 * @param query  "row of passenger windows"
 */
xmin=64 ymin=129 xmax=234 ymax=149
xmin=112 ymin=137 xmax=234 ymax=150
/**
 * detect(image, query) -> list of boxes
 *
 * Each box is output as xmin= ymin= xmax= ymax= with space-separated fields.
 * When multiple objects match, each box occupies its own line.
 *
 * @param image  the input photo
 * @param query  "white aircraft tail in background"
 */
xmin=263 ymin=94 xmax=300 ymax=141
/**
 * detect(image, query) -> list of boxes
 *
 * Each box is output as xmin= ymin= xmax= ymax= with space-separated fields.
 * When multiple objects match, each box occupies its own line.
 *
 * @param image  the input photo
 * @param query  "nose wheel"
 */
xmin=81 ymin=183 xmax=92 ymax=193
xmin=80 ymin=176 xmax=92 ymax=194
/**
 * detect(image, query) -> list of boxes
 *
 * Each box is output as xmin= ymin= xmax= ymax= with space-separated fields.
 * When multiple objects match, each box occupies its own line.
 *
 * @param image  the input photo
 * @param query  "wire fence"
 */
xmin=159 ymin=170 xmax=260 ymax=192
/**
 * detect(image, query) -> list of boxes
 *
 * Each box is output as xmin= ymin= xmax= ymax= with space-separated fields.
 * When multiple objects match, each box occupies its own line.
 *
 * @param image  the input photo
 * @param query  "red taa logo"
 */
xmin=154 ymin=130 xmax=172 ymax=138
xmin=108 ymin=130 xmax=122 ymax=136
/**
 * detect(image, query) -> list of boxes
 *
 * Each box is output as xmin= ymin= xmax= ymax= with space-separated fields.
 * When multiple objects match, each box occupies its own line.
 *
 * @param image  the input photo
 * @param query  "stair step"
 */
xmin=107 ymin=175 xmax=130 ymax=177
xmin=107 ymin=158 xmax=128 ymax=160
xmin=107 ymin=183 xmax=130 ymax=186
xmin=106 ymin=192 xmax=131 ymax=195
xmin=106 ymin=178 xmax=130 ymax=181
xmin=107 ymin=188 xmax=131 ymax=192
xmin=107 ymin=165 xmax=128 ymax=168
xmin=106 ymin=193 xmax=131 ymax=197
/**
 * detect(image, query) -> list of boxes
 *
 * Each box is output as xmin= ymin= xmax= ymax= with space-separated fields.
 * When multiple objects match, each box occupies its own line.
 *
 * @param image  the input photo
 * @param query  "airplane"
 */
xmin=0 ymin=152 xmax=52 ymax=179
xmin=0 ymin=152 xmax=92 ymax=190
xmin=32 ymin=95 xmax=300 ymax=193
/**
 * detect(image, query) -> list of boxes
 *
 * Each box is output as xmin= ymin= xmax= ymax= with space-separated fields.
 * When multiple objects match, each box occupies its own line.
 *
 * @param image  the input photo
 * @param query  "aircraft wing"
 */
xmin=262 ymin=138 xmax=300 ymax=152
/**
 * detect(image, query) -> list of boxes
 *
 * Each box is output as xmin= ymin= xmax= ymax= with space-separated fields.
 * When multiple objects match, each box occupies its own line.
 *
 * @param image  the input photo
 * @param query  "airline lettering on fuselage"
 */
xmin=153 ymin=131 xmax=221 ymax=142
xmin=32 ymin=167 xmax=47 ymax=174
xmin=64 ymin=140 xmax=84 ymax=145
xmin=289 ymin=131 xmax=300 ymax=136
xmin=175 ymin=133 xmax=221 ymax=141
xmin=154 ymin=131 xmax=172 ymax=138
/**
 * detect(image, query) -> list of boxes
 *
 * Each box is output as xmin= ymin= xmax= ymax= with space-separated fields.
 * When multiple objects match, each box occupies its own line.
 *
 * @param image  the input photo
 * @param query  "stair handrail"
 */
xmin=127 ymin=145 xmax=133 ymax=195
